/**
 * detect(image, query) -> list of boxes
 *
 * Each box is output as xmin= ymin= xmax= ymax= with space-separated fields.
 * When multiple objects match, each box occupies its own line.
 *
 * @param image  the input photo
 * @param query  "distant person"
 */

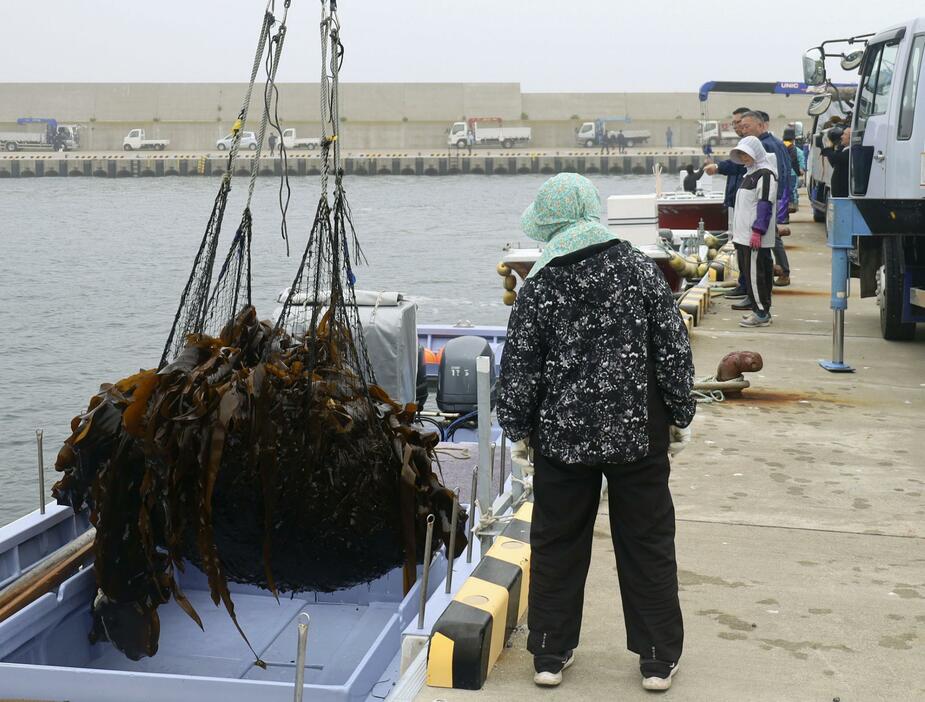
xmin=701 ymin=142 xmax=714 ymax=158
xmin=498 ymin=172 xmax=695 ymax=692
xmin=268 ymin=132 xmax=278 ymax=156
xmin=466 ymin=129 xmax=474 ymax=155
xmin=616 ymin=130 xmax=627 ymax=154
xmin=738 ymin=110 xmax=791 ymax=286
xmin=703 ymin=107 xmax=751 ymax=300
xmin=822 ymin=126 xmax=851 ymax=198
xmin=782 ymin=127 xmax=804 ymax=213
xmin=682 ymin=164 xmax=705 ymax=193
xmin=600 ymin=129 xmax=611 ymax=155
xmin=665 ymin=126 xmax=674 ymax=149
xmin=729 ymin=136 xmax=778 ymax=328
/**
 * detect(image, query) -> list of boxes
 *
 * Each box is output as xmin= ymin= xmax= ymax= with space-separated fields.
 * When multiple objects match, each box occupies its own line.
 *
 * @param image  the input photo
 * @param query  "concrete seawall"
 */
xmin=0 ymin=150 xmax=713 ymax=178
xmin=0 ymin=82 xmax=813 ymax=151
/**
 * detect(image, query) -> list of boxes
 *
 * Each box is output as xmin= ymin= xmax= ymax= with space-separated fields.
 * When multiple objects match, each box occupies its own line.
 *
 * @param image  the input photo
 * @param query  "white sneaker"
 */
xmin=641 ymin=661 xmax=679 ymax=691
xmin=533 ymin=650 xmax=575 ymax=687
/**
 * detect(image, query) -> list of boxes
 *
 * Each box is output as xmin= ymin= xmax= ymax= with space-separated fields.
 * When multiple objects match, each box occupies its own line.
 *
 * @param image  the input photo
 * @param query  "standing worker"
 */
xmin=466 ymin=128 xmax=474 ymax=155
xmin=268 ymin=132 xmax=278 ymax=156
xmin=599 ymin=127 xmax=611 ymax=155
xmin=498 ymin=173 xmax=696 ymax=692
xmin=728 ymin=136 xmax=778 ymax=327
xmin=665 ymin=126 xmax=674 ymax=149
xmin=704 ymin=107 xmax=751 ymax=302
xmin=616 ymin=130 xmax=628 ymax=153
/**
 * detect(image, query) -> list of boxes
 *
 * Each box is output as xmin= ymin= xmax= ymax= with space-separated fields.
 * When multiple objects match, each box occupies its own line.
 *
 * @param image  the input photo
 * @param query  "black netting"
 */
xmin=52 ymin=1 xmax=467 ymax=666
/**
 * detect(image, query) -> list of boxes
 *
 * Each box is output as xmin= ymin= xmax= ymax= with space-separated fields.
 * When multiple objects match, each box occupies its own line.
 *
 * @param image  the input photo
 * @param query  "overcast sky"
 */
xmin=0 ymin=0 xmax=912 ymax=90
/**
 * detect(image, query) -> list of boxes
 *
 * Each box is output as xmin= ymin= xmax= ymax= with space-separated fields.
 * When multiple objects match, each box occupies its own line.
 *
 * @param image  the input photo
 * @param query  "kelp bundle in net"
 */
xmin=52 ymin=1 xmax=466 ymax=663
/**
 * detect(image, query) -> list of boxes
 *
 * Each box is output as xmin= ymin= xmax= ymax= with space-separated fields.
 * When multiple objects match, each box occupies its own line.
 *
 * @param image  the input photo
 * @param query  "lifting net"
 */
xmin=52 ymin=1 xmax=466 ymax=664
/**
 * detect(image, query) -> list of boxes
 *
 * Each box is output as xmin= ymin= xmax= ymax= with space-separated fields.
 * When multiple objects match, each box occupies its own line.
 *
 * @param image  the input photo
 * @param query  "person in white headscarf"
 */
xmin=729 ymin=135 xmax=777 ymax=327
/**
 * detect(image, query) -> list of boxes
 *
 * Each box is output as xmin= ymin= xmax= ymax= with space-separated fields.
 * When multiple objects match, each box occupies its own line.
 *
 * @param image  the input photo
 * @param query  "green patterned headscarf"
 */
xmin=521 ymin=173 xmax=618 ymax=279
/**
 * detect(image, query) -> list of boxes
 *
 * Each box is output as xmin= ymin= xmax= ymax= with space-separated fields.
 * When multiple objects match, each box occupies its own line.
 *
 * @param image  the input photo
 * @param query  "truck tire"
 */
xmin=4 ymin=142 xmax=17 ymax=152
xmin=217 ymin=143 xmax=227 ymax=151
xmin=879 ymin=238 xmax=916 ymax=341
xmin=502 ymin=139 xmax=513 ymax=149
xmin=155 ymin=143 xmax=165 ymax=151
xmin=248 ymin=143 xmax=258 ymax=151
xmin=585 ymin=139 xmax=595 ymax=148
xmin=308 ymin=143 xmax=316 ymax=150
xmin=708 ymin=137 xmax=718 ymax=147
xmin=456 ymin=139 xmax=467 ymax=149
xmin=123 ymin=144 xmax=132 ymax=151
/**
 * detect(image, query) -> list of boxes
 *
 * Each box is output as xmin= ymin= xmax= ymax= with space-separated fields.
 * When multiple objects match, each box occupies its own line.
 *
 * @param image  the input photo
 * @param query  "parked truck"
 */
xmin=575 ymin=118 xmax=650 ymax=147
xmin=807 ymin=17 xmax=925 ymax=355
xmin=697 ymin=120 xmax=738 ymax=147
xmin=122 ymin=129 xmax=169 ymax=151
xmin=0 ymin=118 xmax=79 ymax=152
xmin=282 ymin=128 xmax=320 ymax=150
xmin=447 ymin=118 xmax=531 ymax=149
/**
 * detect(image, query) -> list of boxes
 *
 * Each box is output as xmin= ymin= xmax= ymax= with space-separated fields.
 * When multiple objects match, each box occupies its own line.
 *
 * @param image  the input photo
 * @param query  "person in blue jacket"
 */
xmin=704 ymin=107 xmax=751 ymax=301
xmin=740 ymin=111 xmax=792 ymax=285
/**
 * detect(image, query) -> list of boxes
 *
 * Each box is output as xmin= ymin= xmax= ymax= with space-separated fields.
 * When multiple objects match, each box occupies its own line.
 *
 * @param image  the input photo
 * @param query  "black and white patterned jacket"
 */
xmin=497 ymin=239 xmax=696 ymax=465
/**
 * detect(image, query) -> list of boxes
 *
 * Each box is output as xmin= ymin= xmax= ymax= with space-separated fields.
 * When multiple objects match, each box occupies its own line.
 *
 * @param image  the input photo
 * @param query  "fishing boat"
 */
xmin=656 ymin=168 xmax=728 ymax=231
xmin=499 ymin=191 xmax=716 ymax=295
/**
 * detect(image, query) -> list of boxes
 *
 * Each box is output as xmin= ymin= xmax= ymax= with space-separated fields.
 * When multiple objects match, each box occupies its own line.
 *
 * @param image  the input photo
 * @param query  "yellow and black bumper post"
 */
xmin=426 ymin=501 xmax=533 ymax=690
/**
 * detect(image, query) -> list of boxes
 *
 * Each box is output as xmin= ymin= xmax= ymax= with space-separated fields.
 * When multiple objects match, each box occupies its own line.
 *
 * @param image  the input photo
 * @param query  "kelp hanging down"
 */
xmin=53 ymin=306 xmax=466 ymax=661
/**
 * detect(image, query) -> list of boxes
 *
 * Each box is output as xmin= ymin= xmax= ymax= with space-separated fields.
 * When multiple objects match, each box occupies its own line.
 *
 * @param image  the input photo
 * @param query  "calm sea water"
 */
xmin=0 ymin=173 xmax=659 ymax=526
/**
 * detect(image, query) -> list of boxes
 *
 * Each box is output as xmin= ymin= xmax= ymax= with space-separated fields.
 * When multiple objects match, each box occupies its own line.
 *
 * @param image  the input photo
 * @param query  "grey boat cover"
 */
xmin=275 ymin=289 xmax=418 ymax=405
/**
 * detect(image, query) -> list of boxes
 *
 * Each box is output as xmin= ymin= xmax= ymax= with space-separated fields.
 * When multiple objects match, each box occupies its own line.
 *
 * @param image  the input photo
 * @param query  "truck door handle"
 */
xmin=874 ymin=150 xmax=886 ymax=162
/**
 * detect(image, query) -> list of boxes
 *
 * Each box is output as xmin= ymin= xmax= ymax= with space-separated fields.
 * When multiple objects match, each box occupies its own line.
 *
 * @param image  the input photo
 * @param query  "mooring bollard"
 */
xmin=466 ymin=466 xmax=478 ymax=563
xmin=293 ymin=611 xmax=310 ymax=702
xmin=36 ymin=430 xmax=45 ymax=515
xmin=445 ymin=489 xmax=459 ymax=594
xmin=417 ymin=514 xmax=435 ymax=629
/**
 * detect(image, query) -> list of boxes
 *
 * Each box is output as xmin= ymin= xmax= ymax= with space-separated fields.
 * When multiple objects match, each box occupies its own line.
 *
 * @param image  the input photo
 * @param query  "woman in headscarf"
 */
xmin=497 ymin=173 xmax=696 ymax=691
xmin=728 ymin=135 xmax=778 ymax=327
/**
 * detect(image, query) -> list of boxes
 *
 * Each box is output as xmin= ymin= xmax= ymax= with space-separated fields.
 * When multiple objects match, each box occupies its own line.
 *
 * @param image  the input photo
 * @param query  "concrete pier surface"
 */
xmin=415 ymin=206 xmax=925 ymax=701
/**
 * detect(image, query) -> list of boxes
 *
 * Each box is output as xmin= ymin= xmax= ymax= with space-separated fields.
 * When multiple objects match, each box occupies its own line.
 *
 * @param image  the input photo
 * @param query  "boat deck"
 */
xmin=415 ymin=205 xmax=925 ymax=700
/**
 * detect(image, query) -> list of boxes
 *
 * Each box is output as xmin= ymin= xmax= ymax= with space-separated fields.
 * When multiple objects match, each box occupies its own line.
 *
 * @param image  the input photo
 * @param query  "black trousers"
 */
xmin=747 ymin=247 xmax=773 ymax=315
xmin=734 ymin=242 xmax=751 ymax=294
xmin=527 ymin=450 xmax=683 ymax=664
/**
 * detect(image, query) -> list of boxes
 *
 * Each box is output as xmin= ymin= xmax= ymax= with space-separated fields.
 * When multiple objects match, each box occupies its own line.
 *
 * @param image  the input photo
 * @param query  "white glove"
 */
xmin=668 ymin=425 xmax=692 ymax=457
xmin=510 ymin=438 xmax=534 ymax=476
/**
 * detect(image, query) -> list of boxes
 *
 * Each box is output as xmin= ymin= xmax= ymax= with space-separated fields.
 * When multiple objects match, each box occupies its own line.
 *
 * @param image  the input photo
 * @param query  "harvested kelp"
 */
xmin=52 ymin=1 xmax=466 ymax=664
xmin=54 ymin=305 xmax=466 ymax=660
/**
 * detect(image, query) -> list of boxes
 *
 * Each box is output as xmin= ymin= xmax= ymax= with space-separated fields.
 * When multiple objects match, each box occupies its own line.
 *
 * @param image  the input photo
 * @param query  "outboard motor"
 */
xmin=415 ymin=346 xmax=429 ymax=410
xmin=436 ymin=336 xmax=496 ymax=413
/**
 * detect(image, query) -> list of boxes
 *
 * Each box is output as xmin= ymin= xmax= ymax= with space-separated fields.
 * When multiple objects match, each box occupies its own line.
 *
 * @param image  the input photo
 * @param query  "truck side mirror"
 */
xmin=802 ymin=48 xmax=826 ymax=86
xmin=807 ymin=94 xmax=832 ymax=116
xmin=840 ymin=51 xmax=864 ymax=71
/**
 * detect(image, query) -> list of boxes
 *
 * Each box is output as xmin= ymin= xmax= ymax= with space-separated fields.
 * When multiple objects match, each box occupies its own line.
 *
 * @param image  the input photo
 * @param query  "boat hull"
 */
xmin=658 ymin=198 xmax=728 ymax=231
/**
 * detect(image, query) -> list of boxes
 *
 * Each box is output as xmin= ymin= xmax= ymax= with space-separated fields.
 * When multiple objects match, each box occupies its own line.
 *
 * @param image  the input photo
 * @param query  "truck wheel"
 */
xmin=456 ymin=139 xmax=467 ymax=149
xmin=155 ymin=144 xmax=165 ymax=151
xmin=708 ymin=137 xmax=718 ymax=147
xmin=585 ymin=139 xmax=595 ymax=148
xmin=502 ymin=139 xmax=513 ymax=149
xmin=123 ymin=144 xmax=132 ymax=151
xmin=217 ymin=143 xmax=227 ymax=151
xmin=308 ymin=143 xmax=316 ymax=150
xmin=248 ymin=143 xmax=258 ymax=151
xmin=878 ymin=238 xmax=916 ymax=341
xmin=4 ymin=142 xmax=17 ymax=152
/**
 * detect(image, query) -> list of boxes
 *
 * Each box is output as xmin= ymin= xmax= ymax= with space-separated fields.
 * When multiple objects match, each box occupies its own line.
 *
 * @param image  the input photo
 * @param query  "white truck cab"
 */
xmin=810 ymin=17 xmax=925 ymax=362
